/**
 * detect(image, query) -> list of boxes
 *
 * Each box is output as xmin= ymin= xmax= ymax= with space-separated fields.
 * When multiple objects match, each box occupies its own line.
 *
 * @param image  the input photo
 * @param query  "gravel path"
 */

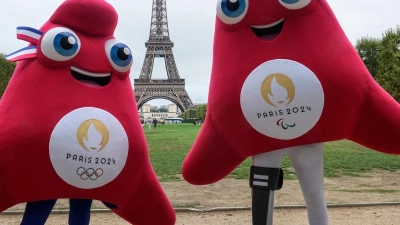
xmin=1 ymin=205 xmax=400 ymax=225
xmin=1 ymin=170 xmax=400 ymax=224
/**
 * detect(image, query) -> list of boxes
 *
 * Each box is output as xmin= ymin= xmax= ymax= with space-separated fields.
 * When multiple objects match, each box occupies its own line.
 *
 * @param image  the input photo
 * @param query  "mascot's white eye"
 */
xmin=217 ymin=0 xmax=249 ymax=25
xmin=105 ymin=39 xmax=133 ymax=73
xmin=279 ymin=0 xmax=311 ymax=10
xmin=41 ymin=27 xmax=80 ymax=61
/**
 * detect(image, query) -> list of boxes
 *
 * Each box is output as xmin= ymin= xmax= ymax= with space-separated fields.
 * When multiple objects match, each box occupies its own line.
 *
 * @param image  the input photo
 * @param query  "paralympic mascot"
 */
xmin=182 ymin=0 xmax=400 ymax=225
xmin=0 ymin=0 xmax=175 ymax=224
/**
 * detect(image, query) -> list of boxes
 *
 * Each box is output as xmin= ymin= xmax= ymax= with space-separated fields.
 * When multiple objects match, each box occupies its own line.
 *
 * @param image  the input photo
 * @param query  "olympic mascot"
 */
xmin=182 ymin=0 xmax=400 ymax=225
xmin=0 ymin=0 xmax=175 ymax=224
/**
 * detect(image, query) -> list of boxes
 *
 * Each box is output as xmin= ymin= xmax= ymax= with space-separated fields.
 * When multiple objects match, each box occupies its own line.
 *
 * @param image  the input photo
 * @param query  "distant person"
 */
xmin=147 ymin=120 xmax=151 ymax=129
xmin=153 ymin=118 xmax=158 ymax=129
xmin=193 ymin=120 xmax=196 ymax=125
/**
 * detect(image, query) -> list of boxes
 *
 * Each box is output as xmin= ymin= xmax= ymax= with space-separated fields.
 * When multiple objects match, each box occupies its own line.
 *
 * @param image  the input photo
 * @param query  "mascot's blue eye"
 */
xmin=110 ymin=43 xmax=132 ymax=67
xmin=53 ymin=32 xmax=79 ymax=57
xmin=41 ymin=27 xmax=81 ymax=61
xmin=279 ymin=0 xmax=311 ymax=10
xmin=217 ymin=0 xmax=248 ymax=25
xmin=105 ymin=39 xmax=133 ymax=73
xmin=221 ymin=0 xmax=247 ymax=18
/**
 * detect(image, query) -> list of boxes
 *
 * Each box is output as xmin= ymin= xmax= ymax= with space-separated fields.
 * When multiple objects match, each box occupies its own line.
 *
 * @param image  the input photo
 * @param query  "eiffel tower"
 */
xmin=134 ymin=0 xmax=194 ymax=112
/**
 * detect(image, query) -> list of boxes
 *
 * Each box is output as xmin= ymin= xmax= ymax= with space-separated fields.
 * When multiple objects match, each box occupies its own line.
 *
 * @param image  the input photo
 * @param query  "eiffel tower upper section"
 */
xmin=147 ymin=0 xmax=171 ymax=43
xmin=134 ymin=0 xmax=194 ymax=111
xmin=139 ymin=0 xmax=178 ymax=81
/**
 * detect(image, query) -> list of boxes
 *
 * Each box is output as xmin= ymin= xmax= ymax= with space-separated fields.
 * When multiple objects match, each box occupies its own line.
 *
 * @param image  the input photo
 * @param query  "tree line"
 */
xmin=179 ymin=104 xmax=207 ymax=123
xmin=355 ymin=26 xmax=400 ymax=102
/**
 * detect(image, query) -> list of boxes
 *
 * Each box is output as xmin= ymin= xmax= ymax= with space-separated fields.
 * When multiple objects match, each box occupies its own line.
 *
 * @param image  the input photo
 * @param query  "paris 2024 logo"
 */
xmin=49 ymin=107 xmax=128 ymax=189
xmin=241 ymin=59 xmax=324 ymax=140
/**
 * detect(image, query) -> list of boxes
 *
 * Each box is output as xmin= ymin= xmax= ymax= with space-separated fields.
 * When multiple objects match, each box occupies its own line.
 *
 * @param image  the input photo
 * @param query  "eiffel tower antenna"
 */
xmin=134 ymin=0 xmax=194 ymax=112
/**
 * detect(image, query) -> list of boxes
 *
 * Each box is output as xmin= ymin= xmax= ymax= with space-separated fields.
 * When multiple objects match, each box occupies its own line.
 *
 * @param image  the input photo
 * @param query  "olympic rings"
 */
xmin=76 ymin=167 xmax=104 ymax=180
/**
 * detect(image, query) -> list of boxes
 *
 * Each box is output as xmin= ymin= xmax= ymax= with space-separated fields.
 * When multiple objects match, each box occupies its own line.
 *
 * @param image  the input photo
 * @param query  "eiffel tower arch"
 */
xmin=134 ymin=0 xmax=194 ymax=112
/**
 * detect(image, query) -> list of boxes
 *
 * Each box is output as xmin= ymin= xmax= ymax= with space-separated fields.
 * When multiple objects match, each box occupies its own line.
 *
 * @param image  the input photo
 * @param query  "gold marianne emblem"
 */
xmin=261 ymin=73 xmax=295 ymax=106
xmin=76 ymin=119 xmax=109 ymax=152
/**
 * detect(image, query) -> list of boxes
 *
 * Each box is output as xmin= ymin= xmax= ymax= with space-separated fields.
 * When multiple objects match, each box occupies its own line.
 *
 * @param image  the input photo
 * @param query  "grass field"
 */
xmin=144 ymin=124 xmax=400 ymax=181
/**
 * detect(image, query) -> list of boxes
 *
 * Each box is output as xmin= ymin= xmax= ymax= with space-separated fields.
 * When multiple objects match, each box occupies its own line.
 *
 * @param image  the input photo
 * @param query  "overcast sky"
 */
xmin=1 ymin=0 xmax=399 ymax=106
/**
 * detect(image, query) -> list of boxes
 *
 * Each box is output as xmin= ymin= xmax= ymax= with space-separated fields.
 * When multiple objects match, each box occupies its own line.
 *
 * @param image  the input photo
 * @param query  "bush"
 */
xmin=0 ymin=53 xmax=15 ymax=98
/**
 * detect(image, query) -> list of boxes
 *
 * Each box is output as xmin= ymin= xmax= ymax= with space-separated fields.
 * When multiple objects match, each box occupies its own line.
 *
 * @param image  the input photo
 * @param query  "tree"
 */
xmin=187 ymin=109 xmax=196 ymax=119
xmin=355 ymin=36 xmax=380 ymax=77
xmin=0 ymin=53 xmax=15 ymax=98
xmin=179 ymin=108 xmax=197 ymax=123
xmin=195 ymin=104 xmax=207 ymax=121
xmin=158 ymin=107 xmax=169 ymax=112
xmin=355 ymin=26 xmax=400 ymax=102
xmin=374 ymin=26 xmax=400 ymax=101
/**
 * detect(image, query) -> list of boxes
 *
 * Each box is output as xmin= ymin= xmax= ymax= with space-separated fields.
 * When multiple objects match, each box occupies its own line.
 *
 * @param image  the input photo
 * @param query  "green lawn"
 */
xmin=144 ymin=124 xmax=400 ymax=181
xmin=145 ymin=124 xmax=201 ymax=181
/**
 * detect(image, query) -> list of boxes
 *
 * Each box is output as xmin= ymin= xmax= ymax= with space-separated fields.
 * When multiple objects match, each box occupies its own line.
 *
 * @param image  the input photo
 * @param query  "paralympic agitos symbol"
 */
xmin=276 ymin=118 xmax=296 ymax=130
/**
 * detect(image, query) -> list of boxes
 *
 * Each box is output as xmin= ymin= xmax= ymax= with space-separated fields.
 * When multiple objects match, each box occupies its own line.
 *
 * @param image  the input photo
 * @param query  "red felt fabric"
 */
xmin=0 ymin=1 xmax=175 ymax=224
xmin=49 ymin=0 xmax=118 ymax=36
xmin=182 ymin=0 xmax=400 ymax=185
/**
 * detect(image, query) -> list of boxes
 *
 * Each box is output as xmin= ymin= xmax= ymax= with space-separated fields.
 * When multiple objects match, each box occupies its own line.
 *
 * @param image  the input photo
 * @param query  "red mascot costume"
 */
xmin=0 ymin=0 xmax=175 ymax=224
xmin=182 ymin=0 xmax=400 ymax=225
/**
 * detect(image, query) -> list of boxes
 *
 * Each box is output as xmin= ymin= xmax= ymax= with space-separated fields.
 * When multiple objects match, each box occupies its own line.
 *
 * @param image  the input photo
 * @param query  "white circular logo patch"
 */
xmin=49 ymin=107 xmax=129 ymax=189
xmin=240 ymin=59 xmax=324 ymax=140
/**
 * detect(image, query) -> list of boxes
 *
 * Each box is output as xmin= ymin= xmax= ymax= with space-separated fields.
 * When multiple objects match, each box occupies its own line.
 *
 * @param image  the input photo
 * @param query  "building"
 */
xmin=166 ymin=103 xmax=178 ymax=113
xmin=150 ymin=105 xmax=158 ymax=112
xmin=139 ymin=103 xmax=181 ymax=120
xmin=141 ymin=104 xmax=151 ymax=113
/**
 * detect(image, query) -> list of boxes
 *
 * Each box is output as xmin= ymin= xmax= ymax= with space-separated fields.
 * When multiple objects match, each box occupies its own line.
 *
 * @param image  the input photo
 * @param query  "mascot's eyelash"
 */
xmin=4 ymin=27 xmax=43 ymax=62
